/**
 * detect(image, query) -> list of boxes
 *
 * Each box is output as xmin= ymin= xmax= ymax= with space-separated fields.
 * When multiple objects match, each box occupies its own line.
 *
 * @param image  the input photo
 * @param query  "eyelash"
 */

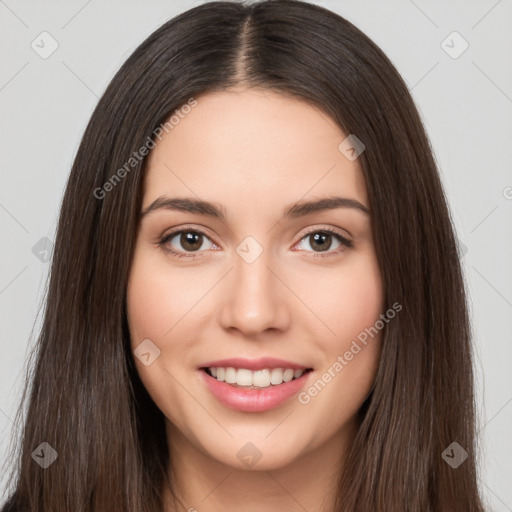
xmin=157 ymin=225 xmax=354 ymax=260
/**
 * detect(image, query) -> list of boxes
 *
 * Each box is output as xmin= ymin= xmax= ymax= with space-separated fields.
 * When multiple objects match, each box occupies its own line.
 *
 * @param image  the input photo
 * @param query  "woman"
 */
xmin=1 ymin=0 xmax=485 ymax=510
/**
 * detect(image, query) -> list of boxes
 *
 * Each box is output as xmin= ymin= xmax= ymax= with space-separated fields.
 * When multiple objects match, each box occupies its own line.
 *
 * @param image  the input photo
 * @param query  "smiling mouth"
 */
xmin=201 ymin=367 xmax=313 ymax=389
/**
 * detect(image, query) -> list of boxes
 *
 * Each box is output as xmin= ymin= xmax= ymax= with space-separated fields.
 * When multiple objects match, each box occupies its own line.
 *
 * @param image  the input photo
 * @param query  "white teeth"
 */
xmin=236 ymin=368 xmax=253 ymax=386
xmin=270 ymin=368 xmax=284 ymax=385
xmin=252 ymin=369 xmax=270 ymax=387
xmin=225 ymin=367 xmax=237 ymax=384
xmin=207 ymin=367 xmax=306 ymax=387
xmin=283 ymin=369 xmax=294 ymax=382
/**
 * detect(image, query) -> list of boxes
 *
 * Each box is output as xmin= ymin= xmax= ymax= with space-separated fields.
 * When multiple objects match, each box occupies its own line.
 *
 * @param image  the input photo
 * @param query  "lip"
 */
xmin=198 ymin=367 xmax=313 ymax=413
xmin=199 ymin=357 xmax=309 ymax=371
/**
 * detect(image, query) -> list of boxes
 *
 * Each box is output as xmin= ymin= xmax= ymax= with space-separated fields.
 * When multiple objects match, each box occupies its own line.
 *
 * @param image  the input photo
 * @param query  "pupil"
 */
xmin=181 ymin=232 xmax=202 ymax=251
xmin=311 ymin=233 xmax=331 ymax=252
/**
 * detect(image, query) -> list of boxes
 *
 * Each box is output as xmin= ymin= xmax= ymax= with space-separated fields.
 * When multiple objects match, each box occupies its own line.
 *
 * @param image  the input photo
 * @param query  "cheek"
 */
xmin=307 ymin=251 xmax=383 ymax=348
xmin=339 ymin=265 xmax=383 ymax=340
xmin=126 ymin=251 xmax=204 ymax=345
xmin=125 ymin=253 xmax=193 ymax=404
xmin=309 ymin=251 xmax=384 ymax=398
xmin=297 ymin=260 xmax=383 ymax=421
xmin=125 ymin=254 xmax=195 ymax=420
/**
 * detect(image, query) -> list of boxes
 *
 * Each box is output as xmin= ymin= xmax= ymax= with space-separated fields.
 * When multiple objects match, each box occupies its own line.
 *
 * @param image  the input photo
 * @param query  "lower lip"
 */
xmin=199 ymin=369 xmax=312 ymax=412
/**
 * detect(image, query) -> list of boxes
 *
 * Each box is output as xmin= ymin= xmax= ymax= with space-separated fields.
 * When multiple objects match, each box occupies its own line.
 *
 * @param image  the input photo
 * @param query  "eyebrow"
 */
xmin=140 ymin=195 xmax=370 ymax=221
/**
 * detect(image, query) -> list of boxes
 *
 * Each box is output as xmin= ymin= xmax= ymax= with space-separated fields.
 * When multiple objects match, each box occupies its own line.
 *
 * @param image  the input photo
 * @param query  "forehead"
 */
xmin=143 ymin=88 xmax=368 ymax=210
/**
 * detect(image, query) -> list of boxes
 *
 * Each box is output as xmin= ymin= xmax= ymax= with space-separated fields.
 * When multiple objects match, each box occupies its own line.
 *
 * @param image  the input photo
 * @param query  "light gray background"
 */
xmin=1 ymin=0 xmax=511 ymax=508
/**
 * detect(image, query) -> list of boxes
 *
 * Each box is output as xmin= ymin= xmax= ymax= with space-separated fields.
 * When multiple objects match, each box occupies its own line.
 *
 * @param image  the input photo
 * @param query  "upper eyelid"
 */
xmin=161 ymin=224 xmax=218 ymax=244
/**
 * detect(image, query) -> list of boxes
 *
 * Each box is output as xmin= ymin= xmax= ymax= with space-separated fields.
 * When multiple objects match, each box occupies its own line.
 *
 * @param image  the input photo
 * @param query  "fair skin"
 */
xmin=126 ymin=88 xmax=384 ymax=512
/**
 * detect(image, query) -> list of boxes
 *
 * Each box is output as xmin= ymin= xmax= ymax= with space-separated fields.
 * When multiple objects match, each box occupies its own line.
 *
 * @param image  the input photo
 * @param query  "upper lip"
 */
xmin=199 ymin=357 xmax=311 ymax=371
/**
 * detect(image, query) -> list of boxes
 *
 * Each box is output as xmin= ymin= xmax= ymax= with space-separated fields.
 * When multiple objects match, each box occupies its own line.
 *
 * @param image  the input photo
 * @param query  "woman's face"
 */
xmin=127 ymin=88 xmax=384 ymax=471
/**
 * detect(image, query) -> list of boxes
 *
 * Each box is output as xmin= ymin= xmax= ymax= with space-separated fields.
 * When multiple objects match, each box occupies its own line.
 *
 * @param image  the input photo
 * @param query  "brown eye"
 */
xmin=158 ymin=229 xmax=215 ymax=259
xmin=308 ymin=232 xmax=333 ymax=252
xmin=295 ymin=229 xmax=353 ymax=257
xmin=178 ymin=231 xmax=204 ymax=252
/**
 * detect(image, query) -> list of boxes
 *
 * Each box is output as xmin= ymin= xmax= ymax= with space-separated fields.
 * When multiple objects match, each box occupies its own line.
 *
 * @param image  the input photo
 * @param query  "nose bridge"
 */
xmin=219 ymin=237 xmax=290 ymax=335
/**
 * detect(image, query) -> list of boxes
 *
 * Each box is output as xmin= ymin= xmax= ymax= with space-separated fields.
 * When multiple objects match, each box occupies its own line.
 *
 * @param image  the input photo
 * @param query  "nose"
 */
xmin=218 ymin=246 xmax=291 ymax=337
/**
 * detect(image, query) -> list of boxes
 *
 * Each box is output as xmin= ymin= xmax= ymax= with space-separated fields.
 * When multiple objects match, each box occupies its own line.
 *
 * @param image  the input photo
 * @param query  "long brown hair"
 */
xmin=1 ymin=1 xmax=485 ymax=510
